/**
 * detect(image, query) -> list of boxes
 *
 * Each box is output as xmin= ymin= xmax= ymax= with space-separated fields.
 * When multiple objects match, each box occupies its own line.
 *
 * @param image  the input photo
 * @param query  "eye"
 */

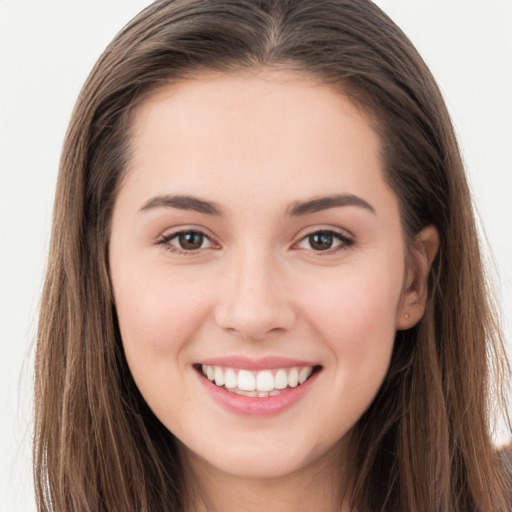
xmin=296 ymin=229 xmax=354 ymax=253
xmin=174 ymin=231 xmax=208 ymax=250
xmin=156 ymin=229 xmax=216 ymax=254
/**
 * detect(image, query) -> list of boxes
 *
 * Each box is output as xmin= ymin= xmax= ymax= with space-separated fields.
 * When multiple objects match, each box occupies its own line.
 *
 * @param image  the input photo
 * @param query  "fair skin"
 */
xmin=109 ymin=69 xmax=438 ymax=512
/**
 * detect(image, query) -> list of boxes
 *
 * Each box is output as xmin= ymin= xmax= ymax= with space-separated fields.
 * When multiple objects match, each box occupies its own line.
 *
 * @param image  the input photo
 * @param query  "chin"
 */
xmin=180 ymin=425 xmax=348 ymax=481
xmin=202 ymin=448 xmax=311 ymax=479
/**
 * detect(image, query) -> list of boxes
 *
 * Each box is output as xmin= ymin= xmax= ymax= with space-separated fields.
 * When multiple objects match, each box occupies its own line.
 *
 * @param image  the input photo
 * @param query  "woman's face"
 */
xmin=109 ymin=70 xmax=412 ymax=480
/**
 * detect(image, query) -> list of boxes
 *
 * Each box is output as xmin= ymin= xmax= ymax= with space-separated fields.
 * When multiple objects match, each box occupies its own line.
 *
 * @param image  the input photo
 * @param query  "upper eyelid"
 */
xmin=294 ymin=225 xmax=354 ymax=241
xmin=167 ymin=231 xmax=214 ymax=244
xmin=156 ymin=226 xmax=216 ymax=243
xmin=293 ymin=227 xmax=355 ymax=253
xmin=296 ymin=230 xmax=353 ymax=245
xmin=155 ymin=229 xmax=218 ymax=256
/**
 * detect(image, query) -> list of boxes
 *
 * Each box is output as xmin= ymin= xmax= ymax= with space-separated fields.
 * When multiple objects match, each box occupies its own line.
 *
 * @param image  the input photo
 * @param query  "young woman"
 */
xmin=34 ymin=1 xmax=512 ymax=510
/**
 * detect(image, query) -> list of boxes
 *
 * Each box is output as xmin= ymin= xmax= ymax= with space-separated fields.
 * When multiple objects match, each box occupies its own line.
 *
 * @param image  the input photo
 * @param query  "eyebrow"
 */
xmin=287 ymin=194 xmax=375 ymax=216
xmin=139 ymin=193 xmax=375 ymax=217
xmin=139 ymin=194 xmax=223 ymax=216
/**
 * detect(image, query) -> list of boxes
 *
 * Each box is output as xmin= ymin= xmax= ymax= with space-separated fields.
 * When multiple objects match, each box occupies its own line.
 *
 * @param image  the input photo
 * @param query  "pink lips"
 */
xmin=195 ymin=356 xmax=321 ymax=417
xmin=198 ymin=356 xmax=318 ymax=370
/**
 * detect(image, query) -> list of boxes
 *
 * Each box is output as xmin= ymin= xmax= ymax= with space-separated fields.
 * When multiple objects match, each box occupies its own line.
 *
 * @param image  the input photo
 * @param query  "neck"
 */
xmin=180 ymin=441 xmax=352 ymax=512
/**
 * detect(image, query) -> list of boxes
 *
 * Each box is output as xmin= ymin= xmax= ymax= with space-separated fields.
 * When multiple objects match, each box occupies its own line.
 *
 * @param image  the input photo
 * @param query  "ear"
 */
xmin=396 ymin=225 xmax=440 ymax=330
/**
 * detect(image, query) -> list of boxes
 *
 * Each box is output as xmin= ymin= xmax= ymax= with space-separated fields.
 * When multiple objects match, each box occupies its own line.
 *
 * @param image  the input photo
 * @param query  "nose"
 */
xmin=214 ymin=250 xmax=296 ymax=341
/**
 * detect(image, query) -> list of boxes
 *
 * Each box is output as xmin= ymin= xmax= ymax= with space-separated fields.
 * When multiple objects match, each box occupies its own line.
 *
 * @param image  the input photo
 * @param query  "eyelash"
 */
xmin=295 ymin=229 xmax=355 ymax=254
xmin=155 ymin=229 xmax=218 ymax=256
xmin=155 ymin=228 xmax=355 ymax=256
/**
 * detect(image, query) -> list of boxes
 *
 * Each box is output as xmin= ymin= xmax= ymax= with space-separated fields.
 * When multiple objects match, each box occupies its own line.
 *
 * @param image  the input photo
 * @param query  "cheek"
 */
xmin=298 ymin=263 xmax=402 ymax=389
xmin=112 ymin=265 xmax=210 ymax=363
xmin=303 ymin=264 xmax=401 ymax=339
xmin=111 ymin=267 xmax=214 ymax=421
xmin=295 ymin=270 xmax=400 ymax=438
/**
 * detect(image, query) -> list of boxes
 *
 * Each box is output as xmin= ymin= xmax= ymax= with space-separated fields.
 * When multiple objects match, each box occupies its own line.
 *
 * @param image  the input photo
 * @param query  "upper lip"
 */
xmin=196 ymin=356 xmax=320 ymax=371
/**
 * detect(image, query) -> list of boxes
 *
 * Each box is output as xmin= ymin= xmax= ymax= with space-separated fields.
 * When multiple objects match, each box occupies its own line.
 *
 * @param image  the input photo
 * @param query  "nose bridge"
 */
xmin=215 ymin=243 xmax=295 ymax=339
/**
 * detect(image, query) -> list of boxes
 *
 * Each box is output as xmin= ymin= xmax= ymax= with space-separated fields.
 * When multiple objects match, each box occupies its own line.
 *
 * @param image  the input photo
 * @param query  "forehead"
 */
xmin=123 ymin=69 xmax=395 ymax=218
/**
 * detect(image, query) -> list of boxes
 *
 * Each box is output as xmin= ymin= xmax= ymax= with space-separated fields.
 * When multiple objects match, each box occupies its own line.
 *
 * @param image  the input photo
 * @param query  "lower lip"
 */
xmin=196 ymin=369 xmax=320 ymax=417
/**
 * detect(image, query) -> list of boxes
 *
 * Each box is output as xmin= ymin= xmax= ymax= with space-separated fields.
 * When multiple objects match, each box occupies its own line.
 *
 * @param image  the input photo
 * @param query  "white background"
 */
xmin=1 ymin=1 xmax=511 ymax=510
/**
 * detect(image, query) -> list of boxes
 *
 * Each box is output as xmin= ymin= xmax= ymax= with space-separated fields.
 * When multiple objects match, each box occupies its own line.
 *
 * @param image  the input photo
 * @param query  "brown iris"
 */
xmin=308 ymin=232 xmax=334 ymax=251
xmin=178 ymin=231 xmax=204 ymax=250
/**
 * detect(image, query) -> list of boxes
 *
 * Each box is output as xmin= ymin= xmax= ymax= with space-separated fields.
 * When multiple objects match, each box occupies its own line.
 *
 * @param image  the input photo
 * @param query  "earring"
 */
xmin=404 ymin=312 xmax=410 ymax=320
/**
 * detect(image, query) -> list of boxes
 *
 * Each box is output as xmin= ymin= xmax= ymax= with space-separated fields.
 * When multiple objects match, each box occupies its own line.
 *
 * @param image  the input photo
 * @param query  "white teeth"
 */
xmin=234 ymin=389 xmax=257 ymax=397
xmin=237 ymin=370 xmax=256 ymax=391
xmin=288 ymin=368 xmax=299 ymax=387
xmin=224 ymin=368 xmax=237 ymax=389
xmin=214 ymin=366 xmax=224 ymax=387
xmin=299 ymin=367 xmax=312 ymax=384
xmin=256 ymin=370 xmax=274 ymax=392
xmin=274 ymin=369 xmax=288 ymax=390
xmin=200 ymin=364 xmax=317 ymax=396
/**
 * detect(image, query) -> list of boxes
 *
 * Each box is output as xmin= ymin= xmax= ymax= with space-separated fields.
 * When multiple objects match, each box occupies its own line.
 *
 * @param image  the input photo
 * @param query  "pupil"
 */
xmin=309 ymin=233 xmax=333 ymax=250
xmin=179 ymin=231 xmax=203 ymax=250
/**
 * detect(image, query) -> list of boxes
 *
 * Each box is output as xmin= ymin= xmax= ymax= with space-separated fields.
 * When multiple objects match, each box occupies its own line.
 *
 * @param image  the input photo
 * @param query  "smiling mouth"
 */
xmin=196 ymin=364 xmax=322 ymax=397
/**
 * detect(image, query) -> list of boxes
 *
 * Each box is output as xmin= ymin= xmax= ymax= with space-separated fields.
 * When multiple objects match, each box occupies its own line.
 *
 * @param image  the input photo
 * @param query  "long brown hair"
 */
xmin=34 ymin=1 xmax=511 ymax=510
